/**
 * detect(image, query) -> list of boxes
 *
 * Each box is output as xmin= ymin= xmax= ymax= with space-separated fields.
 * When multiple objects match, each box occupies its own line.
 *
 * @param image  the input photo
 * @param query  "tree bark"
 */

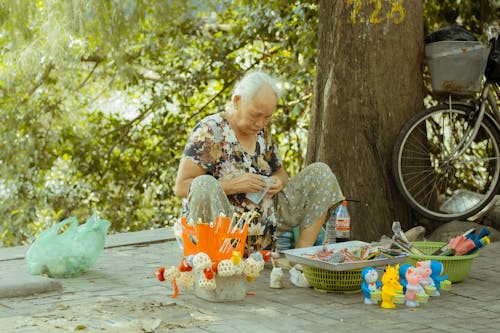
xmin=307 ymin=0 xmax=424 ymax=241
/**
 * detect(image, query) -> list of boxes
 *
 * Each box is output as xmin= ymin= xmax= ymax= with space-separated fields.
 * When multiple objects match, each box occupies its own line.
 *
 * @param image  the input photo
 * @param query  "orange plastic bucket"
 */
xmin=181 ymin=216 xmax=249 ymax=262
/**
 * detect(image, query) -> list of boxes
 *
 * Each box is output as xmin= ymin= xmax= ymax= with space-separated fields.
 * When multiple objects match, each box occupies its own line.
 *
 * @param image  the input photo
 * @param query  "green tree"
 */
xmin=307 ymin=0 xmax=424 ymax=241
xmin=0 ymin=0 xmax=498 ymax=246
xmin=0 ymin=0 xmax=319 ymax=246
xmin=308 ymin=0 xmax=499 ymax=240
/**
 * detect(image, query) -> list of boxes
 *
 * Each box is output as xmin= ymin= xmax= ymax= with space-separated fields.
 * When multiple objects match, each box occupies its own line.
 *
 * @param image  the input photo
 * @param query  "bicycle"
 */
xmin=392 ymin=28 xmax=500 ymax=222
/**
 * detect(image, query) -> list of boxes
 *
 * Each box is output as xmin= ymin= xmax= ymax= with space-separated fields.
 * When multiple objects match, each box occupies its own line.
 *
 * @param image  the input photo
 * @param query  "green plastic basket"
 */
xmin=302 ymin=266 xmax=363 ymax=293
xmin=405 ymin=242 xmax=479 ymax=283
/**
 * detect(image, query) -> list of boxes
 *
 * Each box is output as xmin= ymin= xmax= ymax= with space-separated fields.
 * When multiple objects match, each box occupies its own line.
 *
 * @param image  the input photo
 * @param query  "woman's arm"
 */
xmin=174 ymin=157 xmax=206 ymax=198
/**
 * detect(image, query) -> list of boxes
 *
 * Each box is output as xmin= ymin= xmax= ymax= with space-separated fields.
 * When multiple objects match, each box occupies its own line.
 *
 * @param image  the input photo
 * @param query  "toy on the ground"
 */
xmin=398 ymin=263 xmax=412 ymax=293
xmin=361 ymin=267 xmax=382 ymax=305
xmin=154 ymin=265 xmax=186 ymax=298
xmin=429 ymin=260 xmax=451 ymax=296
xmin=381 ymin=264 xmax=403 ymax=309
xmin=154 ymin=250 xmax=266 ymax=298
xmin=416 ymin=260 xmax=437 ymax=296
xmin=242 ymin=256 xmax=265 ymax=282
xmin=404 ymin=266 xmax=429 ymax=307
xmin=404 ymin=267 xmax=421 ymax=307
xmin=442 ymin=227 xmax=491 ymax=256
xmin=270 ymin=266 xmax=284 ymax=289
xmin=155 ymin=212 xmax=270 ymax=299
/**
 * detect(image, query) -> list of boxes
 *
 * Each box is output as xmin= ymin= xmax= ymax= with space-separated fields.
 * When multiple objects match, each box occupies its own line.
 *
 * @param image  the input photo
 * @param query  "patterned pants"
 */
xmin=185 ymin=162 xmax=343 ymax=233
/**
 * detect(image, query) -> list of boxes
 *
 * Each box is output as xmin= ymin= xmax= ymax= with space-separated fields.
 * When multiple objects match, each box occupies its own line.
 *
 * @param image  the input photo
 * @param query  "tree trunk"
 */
xmin=307 ymin=0 xmax=424 ymax=241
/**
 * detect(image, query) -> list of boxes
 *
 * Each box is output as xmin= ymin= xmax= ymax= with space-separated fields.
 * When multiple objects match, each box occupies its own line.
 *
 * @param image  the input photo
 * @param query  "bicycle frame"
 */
xmin=392 ymin=25 xmax=500 ymax=222
xmin=487 ymin=81 xmax=500 ymax=123
xmin=444 ymin=81 xmax=500 ymax=162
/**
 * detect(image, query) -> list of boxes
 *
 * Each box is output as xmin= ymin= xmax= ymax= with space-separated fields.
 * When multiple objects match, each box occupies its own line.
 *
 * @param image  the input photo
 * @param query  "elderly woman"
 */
xmin=174 ymin=70 xmax=343 ymax=252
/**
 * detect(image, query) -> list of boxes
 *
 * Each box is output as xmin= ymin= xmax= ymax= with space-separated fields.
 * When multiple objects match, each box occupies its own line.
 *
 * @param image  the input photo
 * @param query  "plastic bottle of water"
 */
xmin=324 ymin=208 xmax=337 ymax=244
xmin=335 ymin=200 xmax=350 ymax=243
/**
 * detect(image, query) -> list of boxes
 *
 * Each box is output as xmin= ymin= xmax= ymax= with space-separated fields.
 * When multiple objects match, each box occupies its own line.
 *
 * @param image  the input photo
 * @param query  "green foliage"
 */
xmin=0 ymin=0 xmax=318 ymax=246
xmin=423 ymin=0 xmax=499 ymax=38
xmin=1 ymin=0 xmax=497 ymax=247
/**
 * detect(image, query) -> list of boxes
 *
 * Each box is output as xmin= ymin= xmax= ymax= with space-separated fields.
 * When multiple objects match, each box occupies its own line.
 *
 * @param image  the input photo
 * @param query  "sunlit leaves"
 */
xmin=0 ymin=0 xmax=319 ymax=246
xmin=3 ymin=0 xmax=490 ymax=246
xmin=423 ymin=0 xmax=499 ymax=37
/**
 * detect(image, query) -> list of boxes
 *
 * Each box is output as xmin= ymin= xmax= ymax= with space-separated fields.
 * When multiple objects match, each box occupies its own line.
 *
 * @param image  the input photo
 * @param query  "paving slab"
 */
xmin=0 ymin=228 xmax=499 ymax=332
xmin=104 ymin=227 xmax=175 ymax=248
xmin=0 ymin=272 xmax=61 ymax=298
xmin=0 ymin=227 xmax=174 ymax=300
xmin=0 ymin=227 xmax=175 ymax=261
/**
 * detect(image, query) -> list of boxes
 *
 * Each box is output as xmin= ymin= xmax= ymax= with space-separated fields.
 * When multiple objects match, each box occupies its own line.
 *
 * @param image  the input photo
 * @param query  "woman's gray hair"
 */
xmin=231 ymin=70 xmax=281 ymax=103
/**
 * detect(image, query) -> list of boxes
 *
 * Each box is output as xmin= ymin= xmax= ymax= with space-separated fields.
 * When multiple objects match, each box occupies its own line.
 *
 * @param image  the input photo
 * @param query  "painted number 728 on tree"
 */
xmin=348 ymin=0 xmax=405 ymax=25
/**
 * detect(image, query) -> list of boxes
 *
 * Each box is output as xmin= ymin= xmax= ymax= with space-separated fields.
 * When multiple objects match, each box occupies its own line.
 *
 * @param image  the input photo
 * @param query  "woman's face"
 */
xmin=233 ymin=84 xmax=277 ymax=135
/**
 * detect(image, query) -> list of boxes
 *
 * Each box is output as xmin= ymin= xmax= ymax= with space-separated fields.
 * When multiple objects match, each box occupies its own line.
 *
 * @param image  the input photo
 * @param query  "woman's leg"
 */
xmin=294 ymin=210 xmax=330 ymax=248
xmin=276 ymin=162 xmax=343 ymax=248
xmin=186 ymin=175 xmax=234 ymax=223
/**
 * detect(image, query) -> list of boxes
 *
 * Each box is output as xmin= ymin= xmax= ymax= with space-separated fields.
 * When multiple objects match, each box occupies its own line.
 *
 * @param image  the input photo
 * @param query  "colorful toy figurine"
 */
xmin=154 ymin=265 xmax=184 ymax=298
xmin=398 ymin=263 xmax=412 ymax=293
xmin=404 ymin=267 xmax=420 ymax=307
xmin=380 ymin=264 xmax=403 ymax=309
xmin=416 ymin=260 xmax=437 ymax=296
xmin=442 ymin=227 xmax=491 ymax=256
xmin=465 ymin=228 xmax=491 ymax=254
xmin=404 ymin=266 xmax=429 ymax=307
xmin=429 ymin=260 xmax=451 ymax=296
xmin=361 ymin=267 xmax=382 ymax=305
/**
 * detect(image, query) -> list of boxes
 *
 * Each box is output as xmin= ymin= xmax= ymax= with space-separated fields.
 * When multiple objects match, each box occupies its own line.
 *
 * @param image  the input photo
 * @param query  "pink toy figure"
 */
xmin=381 ymin=264 xmax=403 ymax=309
xmin=416 ymin=260 xmax=437 ymax=296
xmin=405 ymin=267 xmax=422 ymax=307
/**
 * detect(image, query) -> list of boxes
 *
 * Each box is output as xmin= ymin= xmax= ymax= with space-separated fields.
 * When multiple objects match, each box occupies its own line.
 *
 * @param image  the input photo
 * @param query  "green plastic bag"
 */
xmin=25 ymin=216 xmax=111 ymax=278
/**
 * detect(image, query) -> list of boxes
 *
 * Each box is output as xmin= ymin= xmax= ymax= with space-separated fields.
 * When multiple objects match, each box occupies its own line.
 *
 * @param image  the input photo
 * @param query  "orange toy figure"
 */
xmin=380 ymin=264 xmax=403 ymax=309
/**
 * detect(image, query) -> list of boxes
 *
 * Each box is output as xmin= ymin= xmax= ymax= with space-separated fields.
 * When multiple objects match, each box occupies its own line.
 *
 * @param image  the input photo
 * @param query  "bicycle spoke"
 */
xmin=407 ymin=123 xmax=432 ymax=154
xmin=401 ymin=166 xmax=437 ymax=200
xmin=393 ymin=104 xmax=500 ymax=221
xmin=425 ymin=170 xmax=442 ymax=211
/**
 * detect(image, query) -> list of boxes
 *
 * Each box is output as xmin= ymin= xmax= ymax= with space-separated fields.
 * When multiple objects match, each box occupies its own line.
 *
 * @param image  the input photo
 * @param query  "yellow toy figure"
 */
xmin=381 ymin=264 xmax=403 ymax=309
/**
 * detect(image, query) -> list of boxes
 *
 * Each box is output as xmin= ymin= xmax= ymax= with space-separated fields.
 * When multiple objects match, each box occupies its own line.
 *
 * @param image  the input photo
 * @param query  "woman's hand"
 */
xmin=266 ymin=176 xmax=283 ymax=196
xmin=266 ymin=166 xmax=288 ymax=197
xmin=219 ymin=172 xmax=269 ymax=195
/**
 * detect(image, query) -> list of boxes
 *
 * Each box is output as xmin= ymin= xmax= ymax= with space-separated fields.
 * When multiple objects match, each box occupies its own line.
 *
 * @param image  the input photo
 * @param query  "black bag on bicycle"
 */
xmin=424 ymin=25 xmax=477 ymax=44
xmin=486 ymin=37 xmax=500 ymax=83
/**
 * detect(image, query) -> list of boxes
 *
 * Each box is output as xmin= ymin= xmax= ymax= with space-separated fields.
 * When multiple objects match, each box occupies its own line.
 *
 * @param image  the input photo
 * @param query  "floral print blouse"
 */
xmin=182 ymin=112 xmax=283 ymax=230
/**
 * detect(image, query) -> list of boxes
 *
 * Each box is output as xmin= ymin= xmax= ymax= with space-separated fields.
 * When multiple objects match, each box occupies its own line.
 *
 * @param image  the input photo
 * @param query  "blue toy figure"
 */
xmin=430 ymin=260 xmax=450 ymax=296
xmin=361 ymin=267 xmax=382 ymax=305
xmin=466 ymin=228 xmax=491 ymax=254
xmin=398 ymin=263 xmax=412 ymax=293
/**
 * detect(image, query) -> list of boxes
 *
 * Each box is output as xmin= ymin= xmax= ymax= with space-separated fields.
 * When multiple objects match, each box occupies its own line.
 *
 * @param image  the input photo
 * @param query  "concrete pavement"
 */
xmin=1 ymin=227 xmax=499 ymax=332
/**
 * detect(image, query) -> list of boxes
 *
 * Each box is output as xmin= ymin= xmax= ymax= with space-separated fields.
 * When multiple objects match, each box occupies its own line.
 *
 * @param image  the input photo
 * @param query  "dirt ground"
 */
xmin=0 ymin=298 xmax=214 ymax=332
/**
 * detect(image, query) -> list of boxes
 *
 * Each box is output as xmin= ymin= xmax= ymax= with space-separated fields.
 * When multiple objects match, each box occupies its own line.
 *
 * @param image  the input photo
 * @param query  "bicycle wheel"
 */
xmin=392 ymin=104 xmax=500 ymax=221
